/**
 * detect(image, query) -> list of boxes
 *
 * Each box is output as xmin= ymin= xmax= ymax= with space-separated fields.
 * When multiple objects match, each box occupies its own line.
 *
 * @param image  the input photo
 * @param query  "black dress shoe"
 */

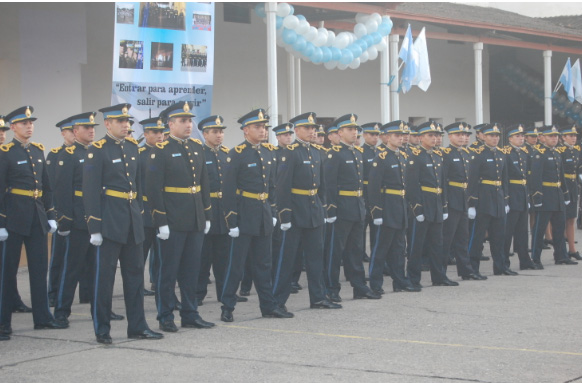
xmin=34 ymin=320 xmax=68 ymax=330
xmin=110 ymin=312 xmax=125 ymax=321
xmin=393 ymin=286 xmax=421 ymax=292
xmin=327 ymin=292 xmax=342 ymax=303
xmin=556 ymin=258 xmax=578 ymax=265
xmin=371 ymin=288 xmax=385 ymax=295
xmin=290 ymin=286 xmax=299 ymax=294
xmin=570 ymin=252 xmax=582 ymax=260
xmin=291 ymin=282 xmax=302 ymax=290
xmin=447 ymin=258 xmax=456 ymax=265
xmin=0 ymin=325 xmax=12 ymax=335
xmin=55 ymin=316 xmax=69 ymax=326
xmin=182 ymin=316 xmax=215 ymax=329
xmin=220 ymin=308 xmax=233 ymax=322
xmin=519 ymin=264 xmax=536 ymax=270
xmin=96 ymin=333 xmax=112 ymax=344
xmin=310 ymin=300 xmax=342 ymax=309
xmin=433 ymin=279 xmax=459 ymax=286
xmin=505 ymin=269 xmax=518 ymax=275
xmin=461 ymin=273 xmax=481 ymax=280
xmin=412 ymin=283 xmax=423 ymax=289
xmin=262 ymin=307 xmax=294 ymax=318
xmin=353 ymin=290 xmax=382 ymax=299
xmin=239 ymin=290 xmax=250 ymax=297
xmin=474 ymin=273 xmax=488 ymax=280
xmin=197 ymin=299 xmax=204 ymax=306
xmin=128 ymin=329 xmax=163 ymax=340
xmin=143 ymin=289 xmax=155 ymax=297
xmin=12 ymin=303 xmax=32 ymax=313
xmin=532 ymin=262 xmax=544 ymax=270
xmin=235 ymin=294 xmax=248 ymax=302
xmin=0 ymin=334 xmax=10 ymax=341
xmin=159 ymin=320 xmax=178 ymax=333
xmin=494 ymin=269 xmax=518 ymax=276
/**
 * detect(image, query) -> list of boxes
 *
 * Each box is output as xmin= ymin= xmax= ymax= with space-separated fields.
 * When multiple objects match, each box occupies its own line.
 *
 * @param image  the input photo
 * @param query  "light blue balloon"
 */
xmin=255 ymin=3 xmax=266 ymax=18
xmin=303 ymin=42 xmax=315 ymax=57
xmin=276 ymin=16 xmax=283 ymax=29
xmin=356 ymin=39 xmax=368 ymax=51
xmin=371 ymin=32 xmax=382 ymax=45
xmin=330 ymin=47 xmax=342 ymax=61
xmin=377 ymin=22 xmax=391 ymax=36
xmin=282 ymin=28 xmax=297 ymax=45
xmin=296 ymin=14 xmax=306 ymax=22
xmin=321 ymin=47 xmax=332 ymax=63
xmin=312 ymin=47 xmax=323 ymax=63
xmin=293 ymin=35 xmax=306 ymax=52
xmin=363 ymin=35 xmax=374 ymax=47
xmin=348 ymin=44 xmax=362 ymax=58
xmin=340 ymin=49 xmax=354 ymax=65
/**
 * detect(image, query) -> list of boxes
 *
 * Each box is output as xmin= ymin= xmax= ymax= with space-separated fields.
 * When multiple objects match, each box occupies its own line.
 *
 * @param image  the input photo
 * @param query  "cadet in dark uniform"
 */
xmin=405 ymin=121 xmax=457 ymax=288
xmin=0 ymin=106 xmax=67 ymax=341
xmin=368 ymin=121 xmax=418 ymax=293
xmin=84 ymin=103 xmax=163 ymax=344
xmin=470 ymin=124 xmax=487 ymax=150
xmin=273 ymin=112 xmax=340 ymax=310
xmin=467 ymin=123 xmax=517 ymax=275
xmin=530 ymin=125 xmax=578 ymax=267
xmin=220 ymin=109 xmax=292 ymax=322
xmin=502 ymin=124 xmax=538 ymax=270
xmin=556 ymin=125 xmax=582 ymax=260
xmin=324 ymin=114 xmax=381 ymax=301
xmin=360 ymin=122 xmax=381 ymax=264
xmin=441 ymin=122 xmax=486 ymax=280
xmin=314 ymin=125 xmax=326 ymax=146
xmin=524 ymin=126 xmax=540 ymax=237
xmin=146 ymin=102 xmax=214 ymax=332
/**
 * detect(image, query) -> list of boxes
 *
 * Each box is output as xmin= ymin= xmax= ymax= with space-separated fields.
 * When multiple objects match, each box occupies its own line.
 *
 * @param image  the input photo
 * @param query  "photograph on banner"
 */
xmin=119 ymin=40 xmax=144 ymax=69
xmin=139 ymin=2 xmax=186 ymax=31
xmin=117 ymin=3 xmax=135 ymax=24
xmin=151 ymin=42 xmax=174 ymax=71
xmin=192 ymin=12 xmax=211 ymax=31
xmin=181 ymin=44 xmax=207 ymax=72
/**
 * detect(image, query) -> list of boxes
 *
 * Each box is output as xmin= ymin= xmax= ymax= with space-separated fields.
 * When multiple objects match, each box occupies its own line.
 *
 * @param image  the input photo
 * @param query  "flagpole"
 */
xmin=390 ymin=34 xmax=400 ymax=120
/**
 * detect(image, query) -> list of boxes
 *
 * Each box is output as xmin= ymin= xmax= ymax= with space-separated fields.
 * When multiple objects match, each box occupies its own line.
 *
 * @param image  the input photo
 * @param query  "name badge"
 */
xmin=17 ymin=160 xmax=27 ymax=165
xmin=346 ymin=160 xmax=353 ymax=164
xmin=172 ymin=153 xmax=181 ymax=157
xmin=513 ymin=161 xmax=518 ymax=164
xmin=391 ymin=164 xmax=399 ymax=168
xmin=367 ymin=159 xmax=373 ymax=162
xmin=453 ymin=158 xmax=460 ymax=162
xmin=248 ymin=163 xmax=257 ymax=168
xmin=303 ymin=161 xmax=311 ymax=164
xmin=426 ymin=164 xmax=433 ymax=167
xmin=37 ymin=159 xmax=42 ymax=162
xmin=487 ymin=159 xmax=493 ymax=162
xmin=205 ymin=161 xmax=213 ymax=165
xmin=112 ymin=159 xmax=122 ymax=163
xmin=566 ymin=158 xmax=573 ymax=162
xmin=548 ymin=157 xmax=553 ymax=160
xmin=79 ymin=159 xmax=85 ymax=163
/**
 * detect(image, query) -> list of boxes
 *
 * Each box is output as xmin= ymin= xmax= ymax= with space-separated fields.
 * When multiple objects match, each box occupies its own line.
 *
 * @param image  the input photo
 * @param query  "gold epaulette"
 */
xmin=502 ymin=146 xmax=511 ymax=154
xmin=441 ymin=147 xmax=451 ymax=154
xmin=234 ymin=143 xmax=247 ymax=153
xmin=332 ymin=145 xmax=341 ymax=152
xmin=126 ymin=137 xmax=138 ymax=145
xmin=379 ymin=151 xmax=387 ymax=160
xmin=469 ymin=146 xmax=484 ymax=154
xmin=433 ymin=149 xmax=442 ymax=156
xmin=155 ymin=141 xmax=169 ymax=149
xmin=50 ymin=146 xmax=63 ymax=154
xmin=30 ymin=142 xmax=45 ymax=151
xmin=462 ymin=147 xmax=470 ymax=154
xmin=399 ymin=150 xmax=408 ymax=159
xmin=286 ymin=143 xmax=299 ymax=150
xmin=261 ymin=143 xmax=275 ymax=151
xmin=355 ymin=146 xmax=363 ymax=153
xmin=0 ymin=142 xmax=14 ymax=152
xmin=410 ymin=146 xmax=421 ymax=156
xmin=575 ymin=145 xmax=581 ymax=151
xmin=65 ymin=145 xmax=76 ymax=154
xmin=313 ymin=144 xmax=329 ymax=152
xmin=521 ymin=146 xmax=528 ymax=154
xmin=189 ymin=138 xmax=203 ymax=145
xmin=533 ymin=144 xmax=546 ymax=154
xmin=138 ymin=147 xmax=146 ymax=153
xmin=220 ymin=145 xmax=229 ymax=153
xmin=92 ymin=139 xmax=106 ymax=149
xmin=377 ymin=146 xmax=386 ymax=152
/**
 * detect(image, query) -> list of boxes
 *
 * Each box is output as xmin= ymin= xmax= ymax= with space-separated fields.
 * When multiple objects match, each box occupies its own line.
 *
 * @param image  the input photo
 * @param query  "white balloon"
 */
xmin=375 ymin=40 xmax=387 ymax=52
xmin=313 ymin=29 xmax=327 ymax=47
xmin=334 ymin=32 xmax=349 ymax=49
xmin=371 ymin=13 xmax=382 ymax=25
xmin=348 ymin=32 xmax=356 ymax=45
xmin=283 ymin=15 xmax=299 ymax=30
xmin=296 ymin=19 xmax=310 ymax=35
xmin=365 ymin=19 xmax=378 ymax=33
xmin=338 ymin=63 xmax=348 ymax=70
xmin=368 ymin=46 xmax=378 ymax=60
xmin=349 ymin=58 xmax=361 ymax=69
xmin=354 ymin=23 xmax=367 ymax=38
xmin=326 ymin=30 xmax=336 ymax=46
xmin=306 ymin=26 xmax=318 ymax=41
xmin=276 ymin=3 xmax=291 ymax=18
xmin=355 ymin=13 xmax=369 ymax=23
xmin=360 ymin=51 xmax=369 ymax=63
xmin=324 ymin=61 xmax=337 ymax=70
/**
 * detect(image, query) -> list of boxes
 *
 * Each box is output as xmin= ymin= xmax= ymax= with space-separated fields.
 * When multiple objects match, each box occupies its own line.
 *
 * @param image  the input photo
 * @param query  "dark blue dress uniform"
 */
xmin=0 ymin=106 xmax=61 ymax=333
xmin=145 ymin=102 xmax=212 ymax=328
xmin=367 ymin=121 xmax=414 ymax=292
xmin=405 ymin=122 xmax=451 ymax=287
xmin=556 ymin=126 xmax=581 ymax=220
xmin=324 ymin=114 xmax=379 ymax=300
xmin=220 ymin=109 xmax=284 ymax=320
xmin=53 ymin=113 xmax=100 ymax=322
xmin=195 ymin=115 xmax=231 ymax=303
xmin=361 ymin=122 xmax=382 ymax=263
xmin=466 ymin=124 xmax=512 ymax=275
xmin=441 ymin=122 xmax=482 ymax=279
xmin=502 ymin=125 xmax=537 ymax=270
xmin=529 ymin=126 xmax=574 ymax=267
xmin=83 ymin=104 xmax=151 ymax=340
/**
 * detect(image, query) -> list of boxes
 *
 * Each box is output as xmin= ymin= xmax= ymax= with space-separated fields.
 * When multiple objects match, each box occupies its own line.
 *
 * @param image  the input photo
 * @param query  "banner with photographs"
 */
xmin=112 ymin=2 xmax=215 ymax=140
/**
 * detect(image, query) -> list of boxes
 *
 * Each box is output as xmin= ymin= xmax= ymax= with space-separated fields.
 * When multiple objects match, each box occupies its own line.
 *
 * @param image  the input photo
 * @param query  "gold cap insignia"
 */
xmin=493 ymin=125 xmax=499 ymax=132
xmin=122 ymin=106 xmax=129 ymax=115
xmin=183 ymin=102 xmax=190 ymax=113
xmin=572 ymin=127 xmax=577 ymax=133
xmin=552 ymin=126 xmax=557 ymax=132
xmin=285 ymin=125 xmax=290 ymax=131
xmin=399 ymin=122 xmax=404 ymax=129
xmin=308 ymin=114 xmax=314 ymax=124
xmin=518 ymin=126 xmax=523 ymax=132
xmin=258 ymin=110 xmax=264 ymax=120
xmin=459 ymin=124 xmax=464 ymax=130
xmin=25 ymin=107 xmax=32 ymax=118
xmin=430 ymin=123 xmax=435 ymax=130
xmin=0 ymin=119 xmax=4 ymax=127
xmin=157 ymin=119 xmax=163 ymax=128
xmin=375 ymin=124 xmax=380 ymax=131
xmin=533 ymin=128 xmax=538 ymax=134
xmin=215 ymin=116 xmax=221 ymax=125
xmin=89 ymin=114 xmax=95 ymax=123
xmin=350 ymin=114 xmax=356 ymax=123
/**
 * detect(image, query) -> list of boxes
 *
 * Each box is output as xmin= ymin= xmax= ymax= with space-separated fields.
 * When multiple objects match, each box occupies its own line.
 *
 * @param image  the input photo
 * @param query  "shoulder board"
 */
xmin=92 ymin=139 xmax=106 ymax=149
xmin=520 ymin=146 xmax=528 ymax=154
xmin=470 ymin=146 xmax=484 ymax=154
xmin=410 ymin=147 xmax=421 ymax=156
xmin=433 ymin=149 xmax=442 ymax=156
xmin=311 ymin=143 xmax=322 ymax=151
xmin=261 ymin=143 xmax=275 ymax=151
xmin=355 ymin=146 xmax=363 ymax=153
xmin=220 ymin=145 xmax=230 ymax=153
xmin=0 ymin=142 xmax=14 ymax=152
xmin=31 ymin=142 xmax=45 ymax=151
xmin=286 ymin=143 xmax=299 ymax=151
xmin=470 ymin=141 xmax=482 ymax=147
xmin=462 ymin=147 xmax=470 ymax=154
xmin=138 ymin=147 xmax=147 ymax=153
xmin=50 ymin=146 xmax=63 ymax=154
xmin=533 ymin=144 xmax=546 ymax=154
xmin=332 ymin=145 xmax=341 ymax=152
xmin=378 ymin=151 xmax=387 ymax=160
xmin=556 ymin=146 xmax=567 ymax=153
xmin=377 ymin=146 xmax=386 ymax=152
xmin=235 ymin=143 xmax=246 ymax=154
xmin=155 ymin=141 xmax=169 ymax=149
xmin=441 ymin=147 xmax=451 ymax=154
xmin=575 ymin=145 xmax=581 ymax=151
xmin=503 ymin=146 xmax=512 ymax=154
xmin=189 ymin=138 xmax=203 ymax=145
xmin=65 ymin=145 xmax=76 ymax=154
xmin=126 ymin=137 xmax=138 ymax=145
xmin=399 ymin=150 xmax=408 ymax=159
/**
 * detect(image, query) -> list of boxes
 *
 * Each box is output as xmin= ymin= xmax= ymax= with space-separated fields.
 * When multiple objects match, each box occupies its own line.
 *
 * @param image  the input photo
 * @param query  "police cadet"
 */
xmin=274 ymin=112 xmax=341 ymax=310
xmin=314 ymin=125 xmax=326 ymax=146
xmin=138 ymin=117 xmax=165 ymax=296
xmin=467 ymin=123 xmax=517 ymax=276
xmin=556 ymin=124 xmax=582 ymax=261
xmin=146 ymin=102 xmax=214 ymax=333
xmin=368 ymin=121 xmax=419 ymax=293
xmin=84 ymin=103 xmax=163 ymax=344
xmin=470 ymin=123 xmax=487 ymax=149
xmin=530 ymin=125 xmax=578 ymax=267
xmin=326 ymin=122 xmax=341 ymax=146
xmin=502 ymin=124 xmax=539 ymax=271
xmin=441 ymin=122 xmax=486 ymax=280
xmin=405 ymin=121 xmax=457 ymax=288
xmin=324 ymin=114 xmax=381 ymax=301
xmin=220 ymin=109 xmax=292 ymax=322
xmin=0 ymin=106 xmax=66 ymax=341
xmin=0 ymin=115 xmax=9 ymax=145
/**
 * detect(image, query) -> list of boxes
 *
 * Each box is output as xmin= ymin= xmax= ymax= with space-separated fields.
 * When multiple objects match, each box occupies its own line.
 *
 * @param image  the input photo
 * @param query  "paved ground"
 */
xmin=1 ymin=234 xmax=582 ymax=383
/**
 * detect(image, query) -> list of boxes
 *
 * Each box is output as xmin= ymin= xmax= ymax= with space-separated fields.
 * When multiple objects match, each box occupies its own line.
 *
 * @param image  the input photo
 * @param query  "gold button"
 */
xmin=126 ymin=173 xmax=129 ymax=176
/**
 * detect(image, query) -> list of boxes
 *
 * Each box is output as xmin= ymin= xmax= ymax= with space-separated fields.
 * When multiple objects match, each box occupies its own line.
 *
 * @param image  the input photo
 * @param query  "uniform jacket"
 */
xmin=555 ymin=143 xmax=581 ymax=204
xmin=203 ymin=143 xmax=229 ymax=235
xmin=467 ymin=145 xmax=509 ymax=218
xmin=529 ymin=144 xmax=569 ymax=212
xmin=504 ymin=145 xmax=529 ymax=212
xmin=138 ymin=144 xmax=154 ymax=228
xmin=442 ymin=145 xmax=471 ymax=213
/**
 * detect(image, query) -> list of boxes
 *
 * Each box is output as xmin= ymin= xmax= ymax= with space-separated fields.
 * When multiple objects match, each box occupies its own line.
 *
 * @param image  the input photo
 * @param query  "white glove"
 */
xmin=204 ymin=220 xmax=211 ymax=234
xmin=565 ymin=200 xmax=571 ymax=206
xmin=272 ymin=217 xmax=277 ymax=227
xmin=280 ymin=222 xmax=291 ymax=231
xmin=505 ymin=205 xmax=510 ymax=214
xmin=0 ymin=228 xmax=8 ymax=242
xmin=373 ymin=218 xmax=383 ymax=226
xmin=443 ymin=213 xmax=449 ymax=221
xmin=48 ymin=220 xmax=57 ymax=234
xmin=57 ymin=231 xmax=70 ymax=237
xmin=157 ymin=225 xmax=170 ymax=240
xmin=579 ymin=174 xmax=582 ymax=182
xmin=534 ymin=203 xmax=542 ymax=208
xmin=528 ymin=203 xmax=531 ymax=209
xmin=326 ymin=216 xmax=337 ymax=223
xmin=228 ymin=227 xmax=240 ymax=238
xmin=468 ymin=207 xmax=476 ymax=220
xmin=416 ymin=215 xmax=425 ymax=222
xmin=90 ymin=233 xmax=103 ymax=246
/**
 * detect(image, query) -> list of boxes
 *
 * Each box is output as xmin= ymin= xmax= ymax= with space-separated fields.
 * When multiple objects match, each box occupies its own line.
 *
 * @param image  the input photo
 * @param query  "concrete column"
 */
xmin=474 ymin=42 xmax=484 ymax=125
xmin=380 ymin=35 xmax=391 ymax=124
xmin=287 ymin=52 xmax=295 ymax=119
xmin=544 ymin=50 xmax=552 ymax=125
xmin=266 ymin=2 xmax=278 ymax=143
xmin=389 ymin=34 xmax=399 ymax=120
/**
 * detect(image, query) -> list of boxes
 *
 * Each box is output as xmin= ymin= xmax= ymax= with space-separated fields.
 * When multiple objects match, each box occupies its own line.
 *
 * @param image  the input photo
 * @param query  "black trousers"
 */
xmin=48 ymin=233 xmax=66 ymax=300
xmin=368 ymin=225 xmax=409 ymax=291
xmin=272 ymin=225 xmax=326 ymax=306
xmin=92 ymin=236 xmax=148 ymax=336
xmin=407 ymin=219 xmax=447 ymax=285
xmin=468 ymin=214 xmax=506 ymax=273
xmin=531 ymin=210 xmax=567 ymax=264
xmin=156 ymin=230 xmax=204 ymax=323
xmin=290 ymin=243 xmax=304 ymax=284
xmin=504 ymin=209 xmax=534 ymax=268
xmin=54 ymin=229 xmax=95 ymax=319
xmin=142 ymin=227 xmax=160 ymax=288
xmin=442 ymin=208 xmax=474 ymax=277
xmin=240 ymin=254 xmax=253 ymax=293
xmin=221 ymin=233 xmax=278 ymax=314
xmin=197 ymin=232 xmax=230 ymax=301
xmin=324 ymin=219 xmax=368 ymax=295
xmin=0 ymin=214 xmax=53 ymax=327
